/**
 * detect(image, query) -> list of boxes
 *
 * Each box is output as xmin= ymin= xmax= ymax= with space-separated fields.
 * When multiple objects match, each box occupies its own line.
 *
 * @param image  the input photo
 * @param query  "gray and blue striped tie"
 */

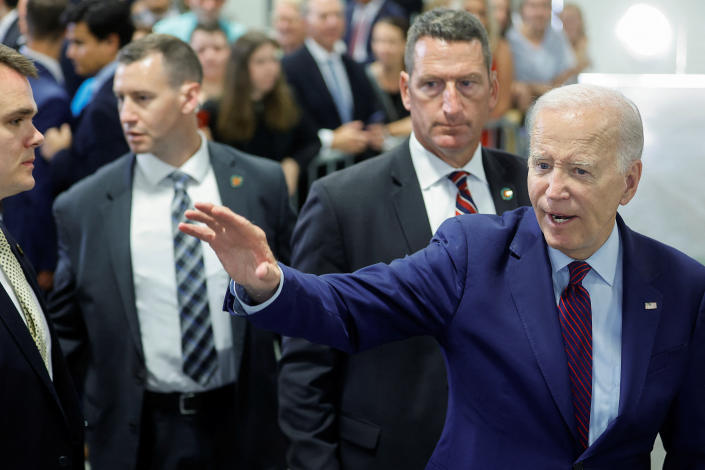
xmin=168 ymin=171 xmax=218 ymax=386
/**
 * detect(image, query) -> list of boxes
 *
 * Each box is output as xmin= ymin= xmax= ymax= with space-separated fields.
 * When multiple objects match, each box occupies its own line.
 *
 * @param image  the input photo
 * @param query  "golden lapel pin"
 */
xmin=230 ymin=175 xmax=243 ymax=188
xmin=500 ymin=187 xmax=514 ymax=201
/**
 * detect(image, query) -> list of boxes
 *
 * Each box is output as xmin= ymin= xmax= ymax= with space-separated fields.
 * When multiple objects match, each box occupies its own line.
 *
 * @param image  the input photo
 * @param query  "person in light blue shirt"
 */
xmin=153 ymin=0 xmax=245 ymax=43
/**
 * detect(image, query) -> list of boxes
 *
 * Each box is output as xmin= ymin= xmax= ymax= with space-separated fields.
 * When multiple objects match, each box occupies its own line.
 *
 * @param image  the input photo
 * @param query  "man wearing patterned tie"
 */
xmin=48 ymin=34 xmax=294 ymax=470
xmin=278 ymin=9 xmax=529 ymax=470
xmin=183 ymin=81 xmax=705 ymax=468
xmin=0 ymin=43 xmax=84 ymax=469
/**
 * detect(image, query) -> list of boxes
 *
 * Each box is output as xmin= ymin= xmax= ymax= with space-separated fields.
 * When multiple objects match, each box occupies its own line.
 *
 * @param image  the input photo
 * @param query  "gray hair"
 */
xmin=405 ymin=8 xmax=491 ymax=76
xmin=117 ymin=34 xmax=203 ymax=87
xmin=526 ymin=84 xmax=644 ymax=173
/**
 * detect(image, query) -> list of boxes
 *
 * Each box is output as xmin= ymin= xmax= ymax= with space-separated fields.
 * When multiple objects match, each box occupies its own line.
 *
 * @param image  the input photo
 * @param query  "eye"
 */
xmin=575 ymin=167 xmax=589 ymax=176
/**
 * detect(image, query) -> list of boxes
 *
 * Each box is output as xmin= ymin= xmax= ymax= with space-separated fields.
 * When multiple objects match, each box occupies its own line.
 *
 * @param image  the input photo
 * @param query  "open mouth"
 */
xmin=550 ymin=213 xmax=575 ymax=224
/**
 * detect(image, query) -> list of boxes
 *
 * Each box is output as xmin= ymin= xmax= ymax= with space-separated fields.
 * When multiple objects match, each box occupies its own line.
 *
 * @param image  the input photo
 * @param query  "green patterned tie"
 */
xmin=0 ymin=230 xmax=49 ymax=370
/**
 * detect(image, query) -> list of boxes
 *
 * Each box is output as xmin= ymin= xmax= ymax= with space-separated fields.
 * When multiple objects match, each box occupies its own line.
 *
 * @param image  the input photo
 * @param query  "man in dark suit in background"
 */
xmin=0 ymin=43 xmax=83 ymax=470
xmin=41 ymin=0 xmax=133 ymax=195
xmin=344 ymin=0 xmax=406 ymax=64
xmin=2 ymin=0 xmax=70 ymax=294
xmin=282 ymin=0 xmax=384 ymax=159
xmin=0 ymin=0 xmax=21 ymax=49
xmin=278 ymin=9 xmax=529 ymax=470
xmin=48 ymin=34 xmax=293 ymax=470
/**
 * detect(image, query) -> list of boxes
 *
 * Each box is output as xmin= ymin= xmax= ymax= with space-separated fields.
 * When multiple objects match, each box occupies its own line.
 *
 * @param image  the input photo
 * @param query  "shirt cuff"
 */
xmin=317 ymin=128 xmax=334 ymax=150
xmin=227 ymin=270 xmax=284 ymax=315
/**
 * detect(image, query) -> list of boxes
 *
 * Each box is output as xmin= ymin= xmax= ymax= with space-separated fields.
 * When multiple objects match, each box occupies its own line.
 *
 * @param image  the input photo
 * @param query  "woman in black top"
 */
xmin=203 ymin=31 xmax=320 ymax=196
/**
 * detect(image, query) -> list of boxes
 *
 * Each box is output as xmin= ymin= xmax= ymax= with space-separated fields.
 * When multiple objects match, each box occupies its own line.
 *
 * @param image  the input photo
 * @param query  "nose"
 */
xmin=118 ymin=98 xmax=137 ymax=125
xmin=545 ymin=169 xmax=570 ymax=200
xmin=442 ymin=83 xmax=462 ymax=119
xmin=28 ymin=125 xmax=44 ymax=148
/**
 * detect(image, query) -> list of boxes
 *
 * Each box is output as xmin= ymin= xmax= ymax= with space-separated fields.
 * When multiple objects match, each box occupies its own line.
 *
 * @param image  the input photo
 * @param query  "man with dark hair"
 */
xmin=41 ymin=0 xmax=134 ymax=195
xmin=2 ymin=0 xmax=70 ymax=294
xmin=0 ymin=42 xmax=83 ymax=469
xmin=49 ymin=33 xmax=291 ymax=470
xmin=278 ymin=9 xmax=529 ymax=470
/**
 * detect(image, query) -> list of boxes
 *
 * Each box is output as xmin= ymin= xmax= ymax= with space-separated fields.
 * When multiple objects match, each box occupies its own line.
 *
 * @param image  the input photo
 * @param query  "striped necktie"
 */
xmin=558 ymin=261 xmax=593 ymax=451
xmin=448 ymin=170 xmax=478 ymax=215
xmin=168 ymin=171 xmax=218 ymax=386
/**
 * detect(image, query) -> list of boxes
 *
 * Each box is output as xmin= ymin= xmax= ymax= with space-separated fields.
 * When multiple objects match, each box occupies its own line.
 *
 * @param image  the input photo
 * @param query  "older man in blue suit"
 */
xmin=183 ymin=81 xmax=705 ymax=469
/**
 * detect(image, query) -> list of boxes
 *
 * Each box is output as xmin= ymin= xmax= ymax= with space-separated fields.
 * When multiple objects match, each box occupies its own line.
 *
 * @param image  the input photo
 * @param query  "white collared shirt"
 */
xmin=547 ymin=223 xmax=623 ymax=445
xmin=409 ymin=133 xmax=496 ymax=234
xmin=0 ymin=263 xmax=53 ymax=379
xmin=131 ymin=134 xmax=235 ymax=392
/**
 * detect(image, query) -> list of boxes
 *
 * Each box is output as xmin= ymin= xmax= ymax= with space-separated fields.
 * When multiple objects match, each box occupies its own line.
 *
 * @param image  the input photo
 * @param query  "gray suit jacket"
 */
xmin=49 ymin=141 xmax=295 ymax=470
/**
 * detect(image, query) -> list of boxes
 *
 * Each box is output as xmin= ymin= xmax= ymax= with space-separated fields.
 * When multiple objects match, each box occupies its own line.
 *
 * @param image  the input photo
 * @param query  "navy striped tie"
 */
xmin=448 ymin=170 xmax=478 ymax=215
xmin=169 ymin=171 xmax=218 ymax=386
xmin=558 ymin=261 xmax=592 ymax=451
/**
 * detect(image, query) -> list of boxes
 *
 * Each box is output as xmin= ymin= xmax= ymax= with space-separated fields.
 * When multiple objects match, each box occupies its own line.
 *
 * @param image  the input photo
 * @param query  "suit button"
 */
xmin=573 ymin=463 xmax=584 ymax=470
xmin=58 ymin=455 xmax=69 ymax=467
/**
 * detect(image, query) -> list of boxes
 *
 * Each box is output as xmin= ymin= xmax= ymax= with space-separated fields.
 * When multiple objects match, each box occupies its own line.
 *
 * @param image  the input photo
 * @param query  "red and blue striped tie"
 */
xmin=558 ymin=261 xmax=593 ymax=452
xmin=448 ymin=170 xmax=477 ymax=215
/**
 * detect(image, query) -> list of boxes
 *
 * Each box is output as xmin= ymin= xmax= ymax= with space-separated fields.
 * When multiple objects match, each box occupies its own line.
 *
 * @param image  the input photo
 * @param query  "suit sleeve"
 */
xmin=47 ymin=195 xmax=89 ymax=393
xmin=660 ymin=293 xmax=705 ymax=467
xmin=278 ymin=182 xmax=349 ymax=470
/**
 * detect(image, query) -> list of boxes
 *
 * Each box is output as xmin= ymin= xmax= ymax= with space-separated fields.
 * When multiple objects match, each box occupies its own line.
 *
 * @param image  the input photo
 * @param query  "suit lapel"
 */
xmin=0 ymin=227 xmax=63 ymax=406
xmin=101 ymin=156 xmax=144 ymax=360
xmin=507 ymin=211 xmax=578 ymax=442
xmin=388 ymin=142 xmax=433 ymax=253
xmin=483 ymin=148 xmax=523 ymax=214
xmin=210 ymin=144 xmax=248 ymax=377
xmin=301 ymin=46 xmax=342 ymax=128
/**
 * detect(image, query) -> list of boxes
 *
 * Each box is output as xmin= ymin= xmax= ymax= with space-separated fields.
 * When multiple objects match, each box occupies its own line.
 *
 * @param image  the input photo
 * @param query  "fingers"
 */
xmin=178 ymin=221 xmax=215 ymax=242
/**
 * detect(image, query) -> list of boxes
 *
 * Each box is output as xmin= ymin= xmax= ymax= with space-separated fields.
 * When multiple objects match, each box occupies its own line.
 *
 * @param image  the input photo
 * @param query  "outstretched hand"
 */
xmin=180 ymin=202 xmax=281 ymax=303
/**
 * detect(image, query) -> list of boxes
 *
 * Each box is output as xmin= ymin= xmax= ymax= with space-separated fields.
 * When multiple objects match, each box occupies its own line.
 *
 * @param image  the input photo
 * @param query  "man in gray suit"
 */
xmin=49 ymin=34 xmax=293 ymax=470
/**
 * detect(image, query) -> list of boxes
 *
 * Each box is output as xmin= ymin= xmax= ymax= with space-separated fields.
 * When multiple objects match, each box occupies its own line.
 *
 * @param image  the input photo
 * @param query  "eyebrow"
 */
xmin=2 ymin=107 xmax=36 ymax=120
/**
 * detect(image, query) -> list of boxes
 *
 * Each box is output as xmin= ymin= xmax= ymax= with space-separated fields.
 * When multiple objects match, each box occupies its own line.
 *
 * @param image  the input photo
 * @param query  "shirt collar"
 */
xmin=305 ymin=37 xmax=346 ymax=62
xmin=547 ymin=221 xmax=621 ymax=286
xmin=135 ymin=132 xmax=210 ymax=187
xmin=19 ymin=46 xmax=64 ymax=84
xmin=409 ymin=132 xmax=486 ymax=190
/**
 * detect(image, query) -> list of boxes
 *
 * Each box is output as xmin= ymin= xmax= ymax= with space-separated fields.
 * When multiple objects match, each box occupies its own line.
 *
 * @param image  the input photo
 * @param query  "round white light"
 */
xmin=615 ymin=4 xmax=673 ymax=57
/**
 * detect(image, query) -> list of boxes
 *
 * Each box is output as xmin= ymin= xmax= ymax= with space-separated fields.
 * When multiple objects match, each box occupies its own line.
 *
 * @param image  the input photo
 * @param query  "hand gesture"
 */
xmin=180 ymin=202 xmax=281 ymax=303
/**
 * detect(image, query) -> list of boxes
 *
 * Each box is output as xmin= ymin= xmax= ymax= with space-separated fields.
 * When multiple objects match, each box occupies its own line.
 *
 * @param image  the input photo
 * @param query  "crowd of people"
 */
xmin=3 ymin=2 xmax=700 ymax=470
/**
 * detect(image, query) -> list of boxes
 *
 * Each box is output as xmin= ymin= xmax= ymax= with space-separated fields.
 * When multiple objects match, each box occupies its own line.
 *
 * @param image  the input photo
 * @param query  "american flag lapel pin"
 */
xmin=644 ymin=302 xmax=658 ymax=310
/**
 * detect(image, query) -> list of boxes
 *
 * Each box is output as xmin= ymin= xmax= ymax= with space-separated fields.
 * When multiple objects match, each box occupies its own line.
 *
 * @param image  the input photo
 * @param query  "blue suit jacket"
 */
xmin=50 ymin=73 xmax=129 ymax=195
xmin=2 ymin=62 xmax=71 ymax=273
xmin=230 ymin=207 xmax=705 ymax=469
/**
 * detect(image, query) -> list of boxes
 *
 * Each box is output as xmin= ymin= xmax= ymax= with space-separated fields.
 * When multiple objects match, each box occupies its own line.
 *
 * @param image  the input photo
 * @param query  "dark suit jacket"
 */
xmin=282 ymin=43 xmax=382 ymax=131
xmin=49 ymin=142 xmax=295 ymax=470
xmin=2 ymin=61 xmax=71 ymax=273
xmin=344 ymin=0 xmax=406 ymax=64
xmin=233 ymin=207 xmax=705 ymax=469
xmin=278 ymin=142 xmax=530 ymax=469
xmin=50 ymin=73 xmax=129 ymax=196
xmin=0 ymin=225 xmax=84 ymax=469
xmin=0 ymin=15 xmax=21 ymax=50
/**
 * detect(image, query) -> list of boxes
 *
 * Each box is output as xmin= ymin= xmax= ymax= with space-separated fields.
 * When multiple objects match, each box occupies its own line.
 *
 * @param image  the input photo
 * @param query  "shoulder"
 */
xmin=313 ymin=145 xmax=402 ymax=192
xmin=209 ymin=141 xmax=283 ymax=180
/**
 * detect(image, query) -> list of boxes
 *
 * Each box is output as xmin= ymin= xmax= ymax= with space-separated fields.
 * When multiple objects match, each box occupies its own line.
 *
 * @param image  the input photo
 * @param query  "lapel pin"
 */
xmin=644 ymin=302 xmax=658 ymax=310
xmin=500 ymin=187 xmax=514 ymax=201
xmin=230 ymin=175 xmax=243 ymax=188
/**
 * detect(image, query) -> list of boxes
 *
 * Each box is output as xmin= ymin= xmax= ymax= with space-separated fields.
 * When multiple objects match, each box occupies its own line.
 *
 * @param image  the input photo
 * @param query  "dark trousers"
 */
xmin=136 ymin=384 xmax=237 ymax=470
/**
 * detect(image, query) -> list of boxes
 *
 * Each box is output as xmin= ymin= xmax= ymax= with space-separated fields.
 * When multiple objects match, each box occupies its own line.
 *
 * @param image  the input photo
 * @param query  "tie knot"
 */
xmin=448 ymin=170 xmax=469 ymax=188
xmin=568 ymin=261 xmax=591 ymax=285
xmin=167 ymin=171 xmax=191 ymax=191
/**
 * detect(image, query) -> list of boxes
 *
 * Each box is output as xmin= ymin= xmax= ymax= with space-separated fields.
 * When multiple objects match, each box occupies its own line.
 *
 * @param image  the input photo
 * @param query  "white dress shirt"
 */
xmin=547 ymin=223 xmax=623 ymax=445
xmin=305 ymin=38 xmax=355 ymax=149
xmin=131 ymin=134 xmax=235 ymax=392
xmin=409 ymin=132 xmax=496 ymax=234
xmin=0 ymin=265 xmax=53 ymax=379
